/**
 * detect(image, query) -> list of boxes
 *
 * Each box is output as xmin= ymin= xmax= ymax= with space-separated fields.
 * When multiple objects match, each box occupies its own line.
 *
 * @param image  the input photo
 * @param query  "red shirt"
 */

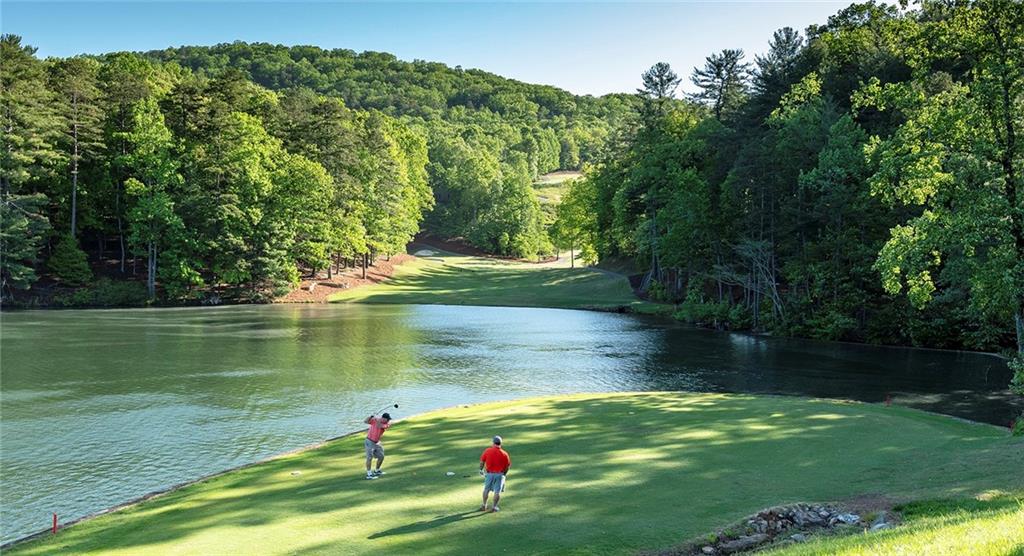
xmin=366 ymin=417 xmax=390 ymax=442
xmin=480 ymin=446 xmax=511 ymax=473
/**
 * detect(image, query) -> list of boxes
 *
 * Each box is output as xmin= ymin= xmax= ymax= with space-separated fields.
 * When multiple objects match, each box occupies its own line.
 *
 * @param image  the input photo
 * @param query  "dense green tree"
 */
xmin=638 ymin=62 xmax=681 ymax=122
xmin=119 ymin=98 xmax=187 ymax=299
xmin=0 ymin=193 xmax=50 ymax=297
xmin=48 ymin=57 xmax=105 ymax=239
xmin=47 ymin=233 xmax=93 ymax=286
xmin=552 ymin=178 xmax=599 ymax=267
xmin=0 ymin=35 xmax=60 ymax=299
xmin=98 ymin=53 xmax=163 ymax=271
xmin=860 ymin=0 xmax=1024 ymax=354
xmin=690 ymin=49 xmax=750 ymax=121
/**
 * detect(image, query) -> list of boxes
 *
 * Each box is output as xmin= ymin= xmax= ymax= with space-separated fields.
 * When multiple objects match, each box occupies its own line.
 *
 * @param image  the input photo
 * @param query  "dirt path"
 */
xmin=275 ymin=254 xmax=416 ymax=303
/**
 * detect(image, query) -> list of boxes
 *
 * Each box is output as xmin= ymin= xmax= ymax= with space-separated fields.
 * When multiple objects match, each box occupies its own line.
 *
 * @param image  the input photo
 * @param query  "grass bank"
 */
xmin=764 ymin=493 xmax=1023 ymax=555
xmin=328 ymin=250 xmax=661 ymax=313
xmin=12 ymin=393 xmax=1022 ymax=555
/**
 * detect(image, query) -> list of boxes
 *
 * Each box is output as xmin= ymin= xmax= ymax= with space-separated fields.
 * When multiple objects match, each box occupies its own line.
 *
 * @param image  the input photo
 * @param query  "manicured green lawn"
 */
xmin=329 ymin=251 xmax=660 ymax=312
xmin=12 ymin=393 xmax=1022 ymax=555
xmin=533 ymin=170 xmax=582 ymax=205
xmin=764 ymin=492 xmax=1024 ymax=556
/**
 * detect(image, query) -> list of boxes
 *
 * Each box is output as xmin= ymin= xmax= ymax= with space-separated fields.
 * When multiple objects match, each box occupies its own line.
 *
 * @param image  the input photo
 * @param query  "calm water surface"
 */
xmin=0 ymin=304 xmax=1016 ymax=542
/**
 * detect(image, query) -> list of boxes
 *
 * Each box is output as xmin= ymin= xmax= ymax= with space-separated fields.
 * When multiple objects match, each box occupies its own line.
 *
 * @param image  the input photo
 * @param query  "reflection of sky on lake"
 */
xmin=0 ymin=304 xmax=1016 ymax=543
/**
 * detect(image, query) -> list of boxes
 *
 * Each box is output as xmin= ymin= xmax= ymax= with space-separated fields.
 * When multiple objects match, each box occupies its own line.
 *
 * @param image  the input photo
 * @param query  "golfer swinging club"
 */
xmin=478 ymin=435 xmax=511 ymax=512
xmin=364 ymin=412 xmax=391 ymax=479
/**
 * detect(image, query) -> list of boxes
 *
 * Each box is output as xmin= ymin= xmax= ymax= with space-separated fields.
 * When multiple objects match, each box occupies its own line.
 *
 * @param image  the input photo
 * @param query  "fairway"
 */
xmin=12 ymin=393 xmax=1023 ymax=555
xmin=328 ymin=250 xmax=658 ymax=311
xmin=534 ymin=170 xmax=583 ymax=205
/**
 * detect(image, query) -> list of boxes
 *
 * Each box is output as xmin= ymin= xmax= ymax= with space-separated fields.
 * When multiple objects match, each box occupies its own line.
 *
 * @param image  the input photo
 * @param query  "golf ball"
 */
xmin=445 ymin=471 xmax=455 ymax=476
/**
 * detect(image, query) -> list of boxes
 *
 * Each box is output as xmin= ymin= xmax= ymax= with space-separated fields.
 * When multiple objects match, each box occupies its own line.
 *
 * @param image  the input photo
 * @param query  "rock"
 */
xmin=872 ymin=512 xmax=888 ymax=527
xmin=201 ymin=293 xmax=222 ymax=306
xmin=719 ymin=534 xmax=768 ymax=553
xmin=790 ymin=533 xmax=807 ymax=542
xmin=870 ymin=522 xmax=893 ymax=532
xmin=835 ymin=513 xmax=860 ymax=525
xmin=701 ymin=546 xmax=716 ymax=555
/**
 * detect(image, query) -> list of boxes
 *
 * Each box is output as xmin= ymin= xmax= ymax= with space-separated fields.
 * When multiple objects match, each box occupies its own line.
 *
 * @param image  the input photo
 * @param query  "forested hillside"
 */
xmin=1 ymin=39 xmax=435 ymax=303
xmin=554 ymin=1 xmax=1023 ymax=356
xmin=1 ymin=0 xmax=1022 ymax=366
xmin=144 ymin=43 xmax=638 ymax=255
xmin=0 ymin=36 xmax=634 ymax=307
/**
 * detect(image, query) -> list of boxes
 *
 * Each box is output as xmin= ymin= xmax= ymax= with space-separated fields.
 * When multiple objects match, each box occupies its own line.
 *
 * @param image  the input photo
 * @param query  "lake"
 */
xmin=0 ymin=303 xmax=1016 ymax=543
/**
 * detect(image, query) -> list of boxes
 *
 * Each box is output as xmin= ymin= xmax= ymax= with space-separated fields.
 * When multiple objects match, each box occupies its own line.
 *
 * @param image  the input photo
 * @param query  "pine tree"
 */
xmin=0 ymin=35 xmax=61 ymax=297
xmin=48 ymin=233 xmax=93 ymax=286
xmin=690 ymin=49 xmax=751 ymax=121
xmin=49 ymin=57 xmax=106 ymax=239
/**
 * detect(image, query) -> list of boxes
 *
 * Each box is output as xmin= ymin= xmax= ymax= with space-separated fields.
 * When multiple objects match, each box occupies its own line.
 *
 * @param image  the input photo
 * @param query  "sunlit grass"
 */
xmin=533 ymin=170 xmax=582 ymax=205
xmin=328 ymin=251 xmax=661 ymax=312
xmin=11 ymin=393 xmax=1022 ymax=555
xmin=763 ymin=492 xmax=1024 ymax=556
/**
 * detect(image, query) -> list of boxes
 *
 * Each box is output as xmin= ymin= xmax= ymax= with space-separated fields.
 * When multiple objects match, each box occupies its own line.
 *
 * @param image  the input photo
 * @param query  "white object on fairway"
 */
xmin=446 ymin=471 xmax=456 ymax=476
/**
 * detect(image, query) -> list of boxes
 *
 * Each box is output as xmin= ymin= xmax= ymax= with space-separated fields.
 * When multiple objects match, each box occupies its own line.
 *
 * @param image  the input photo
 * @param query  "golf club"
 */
xmin=370 ymin=403 xmax=399 ymax=416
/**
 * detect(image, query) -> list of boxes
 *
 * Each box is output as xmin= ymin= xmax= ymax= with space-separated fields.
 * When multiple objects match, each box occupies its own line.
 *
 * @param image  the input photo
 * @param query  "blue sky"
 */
xmin=3 ymin=2 xmax=860 ymax=96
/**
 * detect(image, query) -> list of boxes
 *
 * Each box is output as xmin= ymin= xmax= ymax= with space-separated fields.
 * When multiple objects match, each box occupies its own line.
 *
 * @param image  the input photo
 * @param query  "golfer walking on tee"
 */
xmin=479 ymin=435 xmax=511 ymax=512
xmin=364 ymin=413 xmax=391 ymax=480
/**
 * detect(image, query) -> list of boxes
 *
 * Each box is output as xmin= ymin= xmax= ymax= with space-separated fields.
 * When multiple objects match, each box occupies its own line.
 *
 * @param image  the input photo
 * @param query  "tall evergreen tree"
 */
xmin=637 ymin=62 xmax=680 ymax=122
xmin=690 ymin=49 xmax=751 ymax=121
xmin=49 ymin=57 xmax=105 ymax=239
xmin=0 ymin=35 xmax=60 ymax=298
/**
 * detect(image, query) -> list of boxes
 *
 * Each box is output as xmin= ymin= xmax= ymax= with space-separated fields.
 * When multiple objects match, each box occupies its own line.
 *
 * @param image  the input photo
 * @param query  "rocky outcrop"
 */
xmin=653 ymin=502 xmax=898 ymax=555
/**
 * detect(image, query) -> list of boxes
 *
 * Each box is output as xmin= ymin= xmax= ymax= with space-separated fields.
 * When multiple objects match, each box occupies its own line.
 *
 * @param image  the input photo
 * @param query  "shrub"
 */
xmin=48 ymin=234 xmax=93 ymax=286
xmin=646 ymin=280 xmax=668 ymax=302
xmin=1010 ymin=356 xmax=1024 ymax=437
xmin=805 ymin=309 xmax=858 ymax=341
xmin=1010 ymin=356 xmax=1024 ymax=396
xmin=53 ymin=278 xmax=148 ymax=307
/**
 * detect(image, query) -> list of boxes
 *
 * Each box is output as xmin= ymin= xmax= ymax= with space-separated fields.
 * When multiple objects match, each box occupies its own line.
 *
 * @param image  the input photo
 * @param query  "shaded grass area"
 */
xmin=328 ymin=252 xmax=661 ymax=312
xmin=764 ymin=492 xmax=1024 ymax=555
xmin=11 ymin=393 xmax=1023 ymax=555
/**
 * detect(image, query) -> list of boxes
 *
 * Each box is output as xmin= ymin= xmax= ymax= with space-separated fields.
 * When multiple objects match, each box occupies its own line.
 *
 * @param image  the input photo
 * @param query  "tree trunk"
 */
xmin=1016 ymin=310 xmax=1023 ymax=355
xmin=71 ymin=110 xmax=79 ymax=239
xmin=362 ymin=253 xmax=367 ymax=279
xmin=117 ymin=189 xmax=125 ymax=273
xmin=990 ymin=20 xmax=1023 ymax=354
xmin=570 ymin=240 xmax=575 ymax=269
xmin=147 ymin=241 xmax=156 ymax=299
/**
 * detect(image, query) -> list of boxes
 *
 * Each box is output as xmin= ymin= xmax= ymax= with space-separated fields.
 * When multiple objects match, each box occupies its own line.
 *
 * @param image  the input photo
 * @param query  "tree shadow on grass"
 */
xmin=10 ymin=393 xmax=1022 ymax=555
xmin=367 ymin=510 xmax=487 ymax=539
